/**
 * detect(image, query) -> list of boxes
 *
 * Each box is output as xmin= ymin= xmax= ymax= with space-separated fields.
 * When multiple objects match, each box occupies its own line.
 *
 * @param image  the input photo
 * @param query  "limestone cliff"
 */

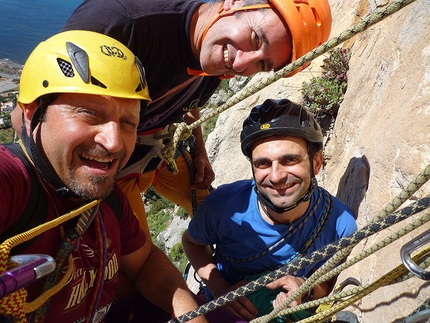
xmin=205 ymin=0 xmax=430 ymax=321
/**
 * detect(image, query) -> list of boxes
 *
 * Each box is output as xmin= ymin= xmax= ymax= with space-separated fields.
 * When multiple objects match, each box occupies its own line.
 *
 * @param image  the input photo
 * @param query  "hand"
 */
xmin=211 ymin=281 xmax=258 ymax=321
xmin=266 ymin=275 xmax=306 ymax=309
xmin=191 ymin=146 xmax=215 ymax=190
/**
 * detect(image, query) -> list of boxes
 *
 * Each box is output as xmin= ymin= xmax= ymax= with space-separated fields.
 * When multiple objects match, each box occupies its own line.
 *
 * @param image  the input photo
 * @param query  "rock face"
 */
xmin=204 ymin=0 xmax=430 ymax=321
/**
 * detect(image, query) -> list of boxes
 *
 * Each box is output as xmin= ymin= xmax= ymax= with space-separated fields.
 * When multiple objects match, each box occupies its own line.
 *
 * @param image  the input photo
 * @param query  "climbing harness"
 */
xmin=0 ymin=141 xmax=105 ymax=322
xmin=218 ymin=187 xmax=331 ymax=267
xmin=0 ymin=201 xmax=100 ymax=323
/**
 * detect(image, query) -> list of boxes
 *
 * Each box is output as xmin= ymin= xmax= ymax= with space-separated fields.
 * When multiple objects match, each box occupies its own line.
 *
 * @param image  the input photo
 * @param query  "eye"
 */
xmin=260 ymin=60 xmax=266 ymax=71
xmin=253 ymin=32 xmax=266 ymax=71
xmin=253 ymin=159 xmax=271 ymax=169
xmin=76 ymin=107 xmax=99 ymax=121
xmin=121 ymin=120 xmax=138 ymax=133
xmin=280 ymin=157 xmax=299 ymax=166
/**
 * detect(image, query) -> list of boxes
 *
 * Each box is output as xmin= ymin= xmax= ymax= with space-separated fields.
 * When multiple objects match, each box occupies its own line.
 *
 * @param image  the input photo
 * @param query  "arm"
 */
xmin=120 ymin=239 xmax=208 ymax=323
xmin=183 ymin=109 xmax=215 ymax=190
xmin=182 ymin=230 xmax=258 ymax=321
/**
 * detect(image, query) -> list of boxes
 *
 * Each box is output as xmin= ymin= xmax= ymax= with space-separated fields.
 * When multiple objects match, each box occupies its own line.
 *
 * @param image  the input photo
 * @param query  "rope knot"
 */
xmin=161 ymin=122 xmax=192 ymax=174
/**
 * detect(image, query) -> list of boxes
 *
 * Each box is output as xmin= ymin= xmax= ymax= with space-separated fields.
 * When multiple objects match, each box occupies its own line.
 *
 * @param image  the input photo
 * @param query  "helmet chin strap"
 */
xmin=21 ymin=102 xmax=78 ymax=198
xmin=255 ymin=176 xmax=317 ymax=214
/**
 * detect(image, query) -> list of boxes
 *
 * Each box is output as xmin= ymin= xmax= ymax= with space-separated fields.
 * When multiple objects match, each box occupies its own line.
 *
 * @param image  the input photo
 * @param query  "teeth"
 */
xmin=274 ymin=183 xmax=293 ymax=190
xmin=81 ymin=153 xmax=113 ymax=163
xmin=223 ymin=45 xmax=232 ymax=69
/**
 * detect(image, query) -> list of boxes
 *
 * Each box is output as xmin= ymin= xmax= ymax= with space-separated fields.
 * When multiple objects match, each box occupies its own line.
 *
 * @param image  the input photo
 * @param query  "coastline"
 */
xmin=0 ymin=58 xmax=23 ymax=78
xmin=0 ymin=59 xmax=21 ymax=93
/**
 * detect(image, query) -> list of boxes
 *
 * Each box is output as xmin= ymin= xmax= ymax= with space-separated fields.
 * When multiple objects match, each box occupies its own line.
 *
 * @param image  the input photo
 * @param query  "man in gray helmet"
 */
xmin=182 ymin=99 xmax=357 ymax=322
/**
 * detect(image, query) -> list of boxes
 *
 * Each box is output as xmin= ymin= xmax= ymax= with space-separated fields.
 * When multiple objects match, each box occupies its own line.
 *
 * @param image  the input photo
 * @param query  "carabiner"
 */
xmin=400 ymin=229 xmax=430 ymax=280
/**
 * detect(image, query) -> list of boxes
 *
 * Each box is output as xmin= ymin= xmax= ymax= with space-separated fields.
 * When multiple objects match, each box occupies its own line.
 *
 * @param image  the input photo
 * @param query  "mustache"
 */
xmin=81 ymin=145 xmax=126 ymax=161
xmin=260 ymin=175 xmax=300 ymax=187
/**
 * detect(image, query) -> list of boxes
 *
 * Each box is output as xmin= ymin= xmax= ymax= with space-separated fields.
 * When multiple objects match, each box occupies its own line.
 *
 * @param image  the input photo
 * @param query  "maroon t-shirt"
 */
xmin=0 ymin=145 xmax=146 ymax=323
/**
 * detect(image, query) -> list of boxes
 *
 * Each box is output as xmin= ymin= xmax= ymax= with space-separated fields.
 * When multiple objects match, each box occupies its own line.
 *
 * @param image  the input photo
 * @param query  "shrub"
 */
xmin=302 ymin=47 xmax=351 ymax=122
xmin=168 ymin=241 xmax=189 ymax=272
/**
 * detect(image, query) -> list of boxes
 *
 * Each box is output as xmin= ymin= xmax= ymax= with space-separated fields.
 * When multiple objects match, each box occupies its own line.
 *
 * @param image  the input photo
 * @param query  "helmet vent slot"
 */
xmin=90 ymin=76 xmax=107 ymax=89
xmin=135 ymin=83 xmax=143 ymax=92
xmin=57 ymin=58 xmax=75 ymax=78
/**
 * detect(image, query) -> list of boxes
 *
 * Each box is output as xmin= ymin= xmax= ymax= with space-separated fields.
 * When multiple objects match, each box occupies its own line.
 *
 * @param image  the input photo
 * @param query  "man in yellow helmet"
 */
xmin=0 ymin=30 xmax=237 ymax=323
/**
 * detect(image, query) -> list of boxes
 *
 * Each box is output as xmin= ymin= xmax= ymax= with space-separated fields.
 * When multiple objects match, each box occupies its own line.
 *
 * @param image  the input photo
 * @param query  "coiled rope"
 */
xmin=158 ymin=0 xmax=418 ymax=173
xmin=0 ymin=200 xmax=100 ymax=322
xmin=166 ymin=163 xmax=430 ymax=323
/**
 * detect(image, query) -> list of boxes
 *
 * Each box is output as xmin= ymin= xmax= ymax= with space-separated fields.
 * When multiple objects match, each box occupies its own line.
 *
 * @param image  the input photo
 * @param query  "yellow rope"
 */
xmin=0 ymin=200 xmax=100 ymax=321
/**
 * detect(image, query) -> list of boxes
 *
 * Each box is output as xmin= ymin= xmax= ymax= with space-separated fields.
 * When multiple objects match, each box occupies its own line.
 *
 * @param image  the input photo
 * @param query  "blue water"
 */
xmin=0 ymin=0 xmax=83 ymax=65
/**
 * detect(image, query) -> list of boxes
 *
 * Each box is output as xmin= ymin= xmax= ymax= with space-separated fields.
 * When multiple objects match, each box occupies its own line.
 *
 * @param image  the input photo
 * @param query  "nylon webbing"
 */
xmin=31 ymin=204 xmax=99 ymax=323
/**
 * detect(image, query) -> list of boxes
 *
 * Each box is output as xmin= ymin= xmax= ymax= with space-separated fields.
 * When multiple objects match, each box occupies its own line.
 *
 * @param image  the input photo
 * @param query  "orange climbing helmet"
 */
xmin=194 ymin=0 xmax=332 ymax=77
xmin=270 ymin=0 xmax=332 ymax=68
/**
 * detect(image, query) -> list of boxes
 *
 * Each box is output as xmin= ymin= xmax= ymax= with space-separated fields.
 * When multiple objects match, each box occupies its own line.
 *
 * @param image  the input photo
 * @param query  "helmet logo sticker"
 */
xmin=260 ymin=124 xmax=271 ymax=130
xmin=100 ymin=45 xmax=127 ymax=60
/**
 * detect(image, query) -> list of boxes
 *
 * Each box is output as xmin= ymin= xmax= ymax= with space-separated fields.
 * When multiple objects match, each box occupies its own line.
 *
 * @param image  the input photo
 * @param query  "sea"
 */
xmin=0 ymin=0 xmax=83 ymax=66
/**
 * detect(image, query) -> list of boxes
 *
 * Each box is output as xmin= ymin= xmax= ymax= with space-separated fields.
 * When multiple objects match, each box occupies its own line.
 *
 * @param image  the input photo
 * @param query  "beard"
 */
xmin=65 ymin=145 xmax=125 ymax=200
xmin=67 ymin=167 xmax=118 ymax=200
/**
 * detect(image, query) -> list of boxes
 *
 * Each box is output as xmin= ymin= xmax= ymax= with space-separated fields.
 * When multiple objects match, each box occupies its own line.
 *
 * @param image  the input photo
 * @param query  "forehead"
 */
xmin=251 ymin=135 xmax=307 ymax=157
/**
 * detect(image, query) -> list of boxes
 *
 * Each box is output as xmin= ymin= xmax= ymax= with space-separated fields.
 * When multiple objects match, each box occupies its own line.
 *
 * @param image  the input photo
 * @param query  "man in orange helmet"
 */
xmin=63 ymin=0 xmax=332 ymax=245
xmin=62 ymin=0 xmax=332 ymax=320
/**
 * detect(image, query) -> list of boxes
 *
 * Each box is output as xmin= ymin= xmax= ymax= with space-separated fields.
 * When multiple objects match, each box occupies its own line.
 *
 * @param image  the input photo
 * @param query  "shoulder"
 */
xmin=319 ymin=189 xmax=357 ymax=236
xmin=0 ymin=145 xmax=31 ymax=188
xmin=204 ymin=179 xmax=254 ymax=202
xmin=0 ymin=145 xmax=33 ymax=231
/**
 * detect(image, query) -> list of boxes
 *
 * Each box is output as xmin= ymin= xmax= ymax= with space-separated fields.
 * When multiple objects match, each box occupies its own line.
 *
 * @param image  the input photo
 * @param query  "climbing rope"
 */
xmin=0 ymin=200 xmax=100 ymax=322
xmin=403 ymin=298 xmax=430 ymax=323
xmin=166 ymin=162 xmax=430 ymax=323
xmin=157 ymin=0 xmax=418 ymax=173
xmin=254 ymin=209 xmax=430 ymax=323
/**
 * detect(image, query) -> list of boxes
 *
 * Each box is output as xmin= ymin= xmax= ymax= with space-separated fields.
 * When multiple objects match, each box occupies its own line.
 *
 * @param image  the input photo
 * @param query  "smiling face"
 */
xmin=25 ymin=93 xmax=140 ymax=200
xmin=251 ymin=136 xmax=322 ymax=210
xmin=199 ymin=4 xmax=291 ymax=76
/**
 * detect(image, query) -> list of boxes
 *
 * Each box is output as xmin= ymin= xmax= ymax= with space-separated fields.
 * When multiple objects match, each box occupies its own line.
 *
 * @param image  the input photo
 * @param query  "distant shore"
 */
xmin=0 ymin=59 xmax=23 ymax=77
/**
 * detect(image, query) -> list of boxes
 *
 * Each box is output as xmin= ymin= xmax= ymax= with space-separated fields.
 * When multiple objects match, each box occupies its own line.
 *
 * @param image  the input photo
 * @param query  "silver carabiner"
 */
xmin=400 ymin=229 xmax=430 ymax=280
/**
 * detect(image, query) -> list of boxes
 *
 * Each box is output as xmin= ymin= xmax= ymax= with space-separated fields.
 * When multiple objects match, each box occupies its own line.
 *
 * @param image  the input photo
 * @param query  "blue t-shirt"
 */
xmin=188 ymin=179 xmax=357 ymax=286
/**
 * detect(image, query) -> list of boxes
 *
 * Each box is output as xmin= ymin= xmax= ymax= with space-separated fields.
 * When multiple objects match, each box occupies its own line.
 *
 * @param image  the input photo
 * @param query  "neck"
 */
xmin=190 ymin=2 xmax=223 ymax=61
xmin=258 ymin=200 xmax=310 ymax=225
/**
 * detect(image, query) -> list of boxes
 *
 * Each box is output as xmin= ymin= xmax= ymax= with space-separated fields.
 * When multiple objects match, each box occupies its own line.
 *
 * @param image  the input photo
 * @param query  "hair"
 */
xmin=37 ymin=93 xmax=59 ymax=122
xmin=243 ymin=0 xmax=268 ymax=4
xmin=307 ymin=141 xmax=323 ymax=160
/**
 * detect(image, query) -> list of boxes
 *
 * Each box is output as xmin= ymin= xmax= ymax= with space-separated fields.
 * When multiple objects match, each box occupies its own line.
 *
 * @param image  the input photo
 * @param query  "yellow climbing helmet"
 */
xmin=18 ymin=30 xmax=150 ymax=106
xmin=269 ymin=0 xmax=332 ymax=66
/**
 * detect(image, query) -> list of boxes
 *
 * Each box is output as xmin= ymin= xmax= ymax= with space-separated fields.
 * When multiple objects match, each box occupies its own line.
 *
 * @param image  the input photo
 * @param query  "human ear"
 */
xmin=22 ymin=102 xmax=39 ymax=137
xmin=313 ymin=150 xmax=323 ymax=175
xmin=223 ymin=0 xmax=245 ymax=11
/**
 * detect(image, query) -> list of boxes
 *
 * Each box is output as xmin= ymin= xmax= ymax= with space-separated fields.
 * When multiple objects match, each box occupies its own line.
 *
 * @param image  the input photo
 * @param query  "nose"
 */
xmin=269 ymin=162 xmax=288 ymax=183
xmin=232 ymin=50 xmax=262 ymax=75
xmin=94 ymin=121 xmax=123 ymax=153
